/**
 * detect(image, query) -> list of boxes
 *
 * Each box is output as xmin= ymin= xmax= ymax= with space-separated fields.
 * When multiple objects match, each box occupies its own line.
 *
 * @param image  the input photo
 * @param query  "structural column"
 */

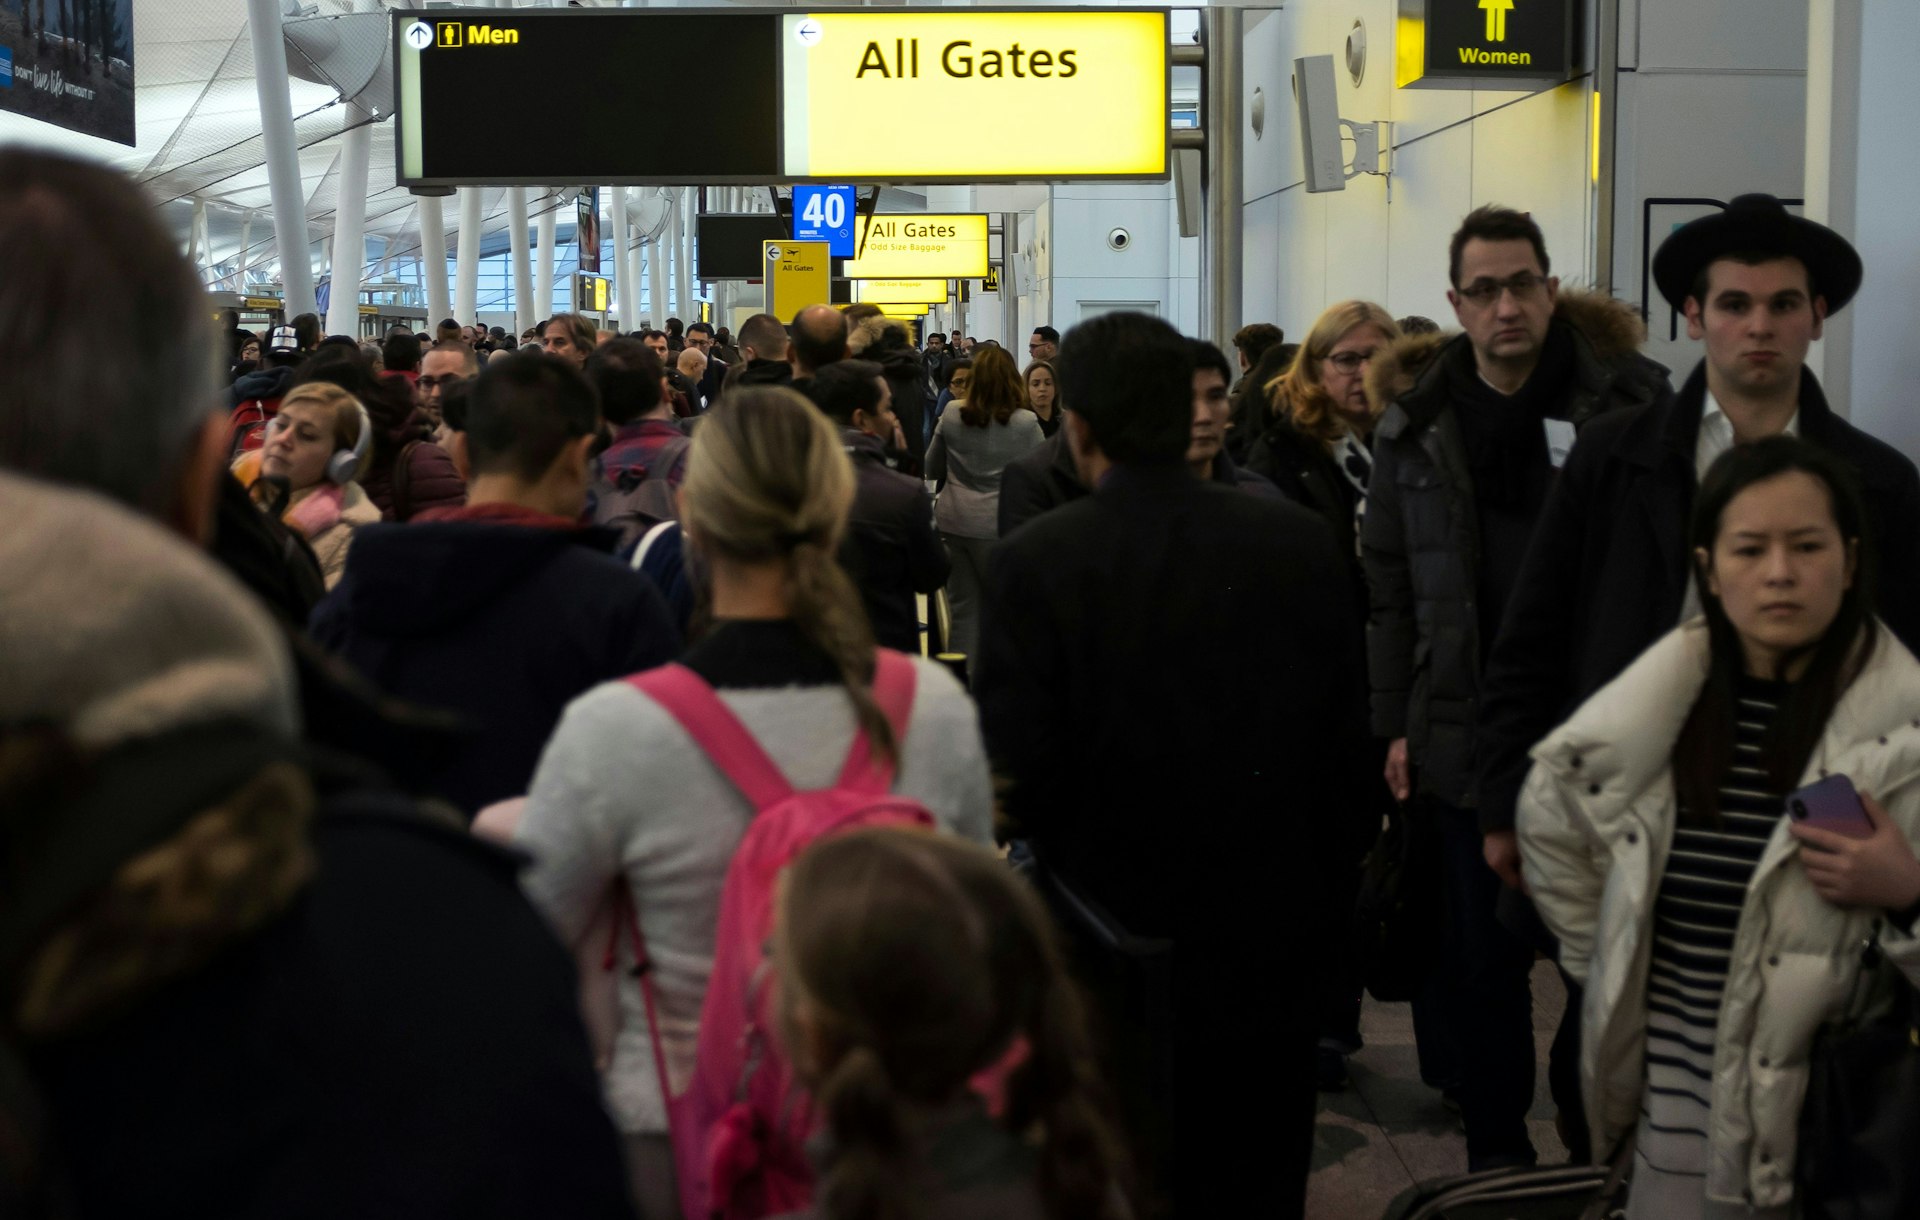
xmin=1201 ymin=6 xmax=1244 ymax=348
xmin=609 ymin=184 xmax=629 ymax=326
xmin=506 ymin=187 xmax=534 ymax=335
xmin=247 ymin=0 xmax=315 ymax=315
xmin=623 ymin=191 xmax=645 ymax=330
xmin=536 ymin=193 xmax=557 ymax=323
xmin=673 ymin=188 xmax=694 ymax=321
xmin=418 ymin=193 xmax=451 ymax=323
xmin=454 ymin=187 xmax=483 ymax=324
xmin=233 ymin=211 xmax=253 ymax=290
xmin=324 ymin=119 xmax=373 ymax=336
xmin=649 ymin=213 xmax=669 ymax=331
xmin=1805 ymin=0 xmax=1920 ymax=461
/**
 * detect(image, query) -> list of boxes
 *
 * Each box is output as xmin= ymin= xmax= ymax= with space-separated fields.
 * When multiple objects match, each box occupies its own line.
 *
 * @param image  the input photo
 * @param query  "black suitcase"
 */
xmin=1383 ymin=1163 xmax=1628 ymax=1220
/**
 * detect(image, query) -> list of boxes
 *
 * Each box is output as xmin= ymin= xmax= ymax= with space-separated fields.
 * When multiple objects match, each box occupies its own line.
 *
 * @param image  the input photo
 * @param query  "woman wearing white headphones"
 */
xmin=238 ymin=381 xmax=381 ymax=590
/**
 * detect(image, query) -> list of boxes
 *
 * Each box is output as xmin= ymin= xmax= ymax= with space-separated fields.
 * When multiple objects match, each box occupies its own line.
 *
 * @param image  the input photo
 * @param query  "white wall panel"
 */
xmin=1636 ymin=0 xmax=1808 ymax=72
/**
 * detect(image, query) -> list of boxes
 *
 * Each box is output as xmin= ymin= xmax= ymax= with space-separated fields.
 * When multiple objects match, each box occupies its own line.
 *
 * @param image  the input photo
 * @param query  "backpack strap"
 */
xmin=835 ymin=650 xmax=920 ymax=794
xmin=629 ymin=664 xmax=795 ymax=811
xmin=628 ymin=519 xmax=678 ymax=572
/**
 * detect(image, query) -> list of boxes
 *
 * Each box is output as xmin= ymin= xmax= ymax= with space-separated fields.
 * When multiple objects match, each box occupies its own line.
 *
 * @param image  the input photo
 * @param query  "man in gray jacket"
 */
xmin=1362 ymin=205 xmax=1670 ymax=1170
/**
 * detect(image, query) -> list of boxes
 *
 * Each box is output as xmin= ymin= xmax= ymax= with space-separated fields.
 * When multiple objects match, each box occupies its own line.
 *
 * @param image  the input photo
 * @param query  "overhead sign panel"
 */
xmin=856 ymin=279 xmax=950 ymax=305
xmin=765 ymin=240 xmax=832 ymax=319
xmin=792 ymin=184 xmax=858 ymax=256
xmin=1394 ymin=0 xmax=1578 ymax=90
xmin=780 ymin=10 xmax=1167 ymax=180
xmin=394 ymin=8 xmax=1167 ymax=186
xmin=843 ymin=214 xmax=989 ymax=280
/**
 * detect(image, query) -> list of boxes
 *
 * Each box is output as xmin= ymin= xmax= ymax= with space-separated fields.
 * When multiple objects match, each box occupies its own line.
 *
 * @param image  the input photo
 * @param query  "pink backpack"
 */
xmin=622 ymin=650 xmax=931 ymax=1220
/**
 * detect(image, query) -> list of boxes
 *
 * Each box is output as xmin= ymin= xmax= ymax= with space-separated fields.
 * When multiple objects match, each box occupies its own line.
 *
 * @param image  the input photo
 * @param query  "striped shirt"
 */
xmin=1631 ymin=677 xmax=1789 ymax=1216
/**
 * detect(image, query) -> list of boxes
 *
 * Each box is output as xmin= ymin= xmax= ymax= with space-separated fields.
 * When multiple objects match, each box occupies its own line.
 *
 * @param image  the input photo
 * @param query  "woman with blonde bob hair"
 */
xmin=514 ymin=387 xmax=994 ymax=1218
xmin=1246 ymin=300 xmax=1400 ymax=563
xmin=1245 ymin=300 xmax=1404 ymax=1089
xmin=234 ymin=380 xmax=381 ymax=589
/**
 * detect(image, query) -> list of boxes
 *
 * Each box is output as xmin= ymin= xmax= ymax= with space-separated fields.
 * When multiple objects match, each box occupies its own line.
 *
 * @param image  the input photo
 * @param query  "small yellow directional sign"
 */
xmin=764 ymin=240 xmax=832 ymax=320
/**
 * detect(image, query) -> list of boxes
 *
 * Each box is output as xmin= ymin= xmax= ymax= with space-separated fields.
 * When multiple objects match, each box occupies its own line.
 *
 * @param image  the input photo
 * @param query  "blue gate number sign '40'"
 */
xmin=792 ymin=184 xmax=857 ymax=257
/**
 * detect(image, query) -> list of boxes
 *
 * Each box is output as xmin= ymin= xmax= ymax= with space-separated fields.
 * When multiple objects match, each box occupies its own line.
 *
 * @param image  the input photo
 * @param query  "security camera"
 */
xmin=1107 ymin=228 xmax=1132 ymax=251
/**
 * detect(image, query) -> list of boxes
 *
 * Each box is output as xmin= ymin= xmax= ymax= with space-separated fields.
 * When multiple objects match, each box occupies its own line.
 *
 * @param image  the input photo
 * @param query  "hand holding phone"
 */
xmin=1786 ymin=774 xmax=1877 ymax=840
xmin=1789 ymin=780 xmax=1920 ymax=912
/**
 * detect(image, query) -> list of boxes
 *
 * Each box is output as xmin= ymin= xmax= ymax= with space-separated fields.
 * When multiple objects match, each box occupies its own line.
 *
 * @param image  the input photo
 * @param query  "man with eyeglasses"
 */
xmin=684 ymin=320 xmax=727 ymax=407
xmin=1028 ymin=325 xmax=1059 ymax=363
xmin=1477 ymin=195 xmax=1920 ymax=911
xmin=1363 ymin=204 xmax=1669 ymax=1172
xmin=417 ymin=339 xmax=479 ymax=431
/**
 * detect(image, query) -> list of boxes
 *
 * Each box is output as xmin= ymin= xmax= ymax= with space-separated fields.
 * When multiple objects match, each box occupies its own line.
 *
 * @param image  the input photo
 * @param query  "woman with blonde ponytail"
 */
xmin=773 ymin=827 xmax=1127 ymax=1220
xmin=515 ymin=387 xmax=994 ymax=1218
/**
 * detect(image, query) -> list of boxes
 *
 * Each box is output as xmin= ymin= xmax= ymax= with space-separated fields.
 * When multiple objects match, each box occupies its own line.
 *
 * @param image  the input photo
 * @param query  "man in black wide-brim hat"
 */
xmin=1475 ymin=192 xmax=1920 ymax=896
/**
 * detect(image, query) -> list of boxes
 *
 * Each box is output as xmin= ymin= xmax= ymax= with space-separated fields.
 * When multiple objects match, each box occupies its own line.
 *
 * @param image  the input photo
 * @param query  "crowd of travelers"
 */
xmin=3 ymin=144 xmax=1919 ymax=1220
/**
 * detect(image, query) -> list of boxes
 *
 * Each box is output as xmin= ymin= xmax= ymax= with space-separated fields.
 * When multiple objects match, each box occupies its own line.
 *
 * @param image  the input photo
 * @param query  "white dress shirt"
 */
xmin=1682 ymin=389 xmax=1801 ymax=620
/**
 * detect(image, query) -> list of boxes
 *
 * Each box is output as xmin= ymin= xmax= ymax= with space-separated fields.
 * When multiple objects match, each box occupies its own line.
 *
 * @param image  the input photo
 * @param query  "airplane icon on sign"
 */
xmin=1479 ymin=0 xmax=1514 ymax=42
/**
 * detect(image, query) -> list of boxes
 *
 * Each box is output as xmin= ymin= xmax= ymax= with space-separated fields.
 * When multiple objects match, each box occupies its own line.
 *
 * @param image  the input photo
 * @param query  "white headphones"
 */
xmin=325 ymin=401 xmax=374 ymax=485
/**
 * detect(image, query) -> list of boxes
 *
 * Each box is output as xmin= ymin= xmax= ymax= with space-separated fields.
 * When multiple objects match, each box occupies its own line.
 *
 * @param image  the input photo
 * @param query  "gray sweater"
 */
xmin=514 ymin=658 xmax=994 ymax=1134
xmin=925 ymin=407 xmax=1046 ymax=539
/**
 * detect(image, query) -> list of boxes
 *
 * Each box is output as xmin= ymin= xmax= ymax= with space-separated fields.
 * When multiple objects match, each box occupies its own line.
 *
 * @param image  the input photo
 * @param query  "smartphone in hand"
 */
xmin=1786 ymin=774 xmax=1876 ymax=840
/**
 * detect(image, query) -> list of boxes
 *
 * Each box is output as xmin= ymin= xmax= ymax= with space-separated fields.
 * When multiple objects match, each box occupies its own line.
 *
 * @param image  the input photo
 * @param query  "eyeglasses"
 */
xmin=418 ymin=374 xmax=468 ymax=389
xmin=1027 ymin=341 xmax=1047 ymax=351
xmin=1324 ymin=349 xmax=1378 ymax=374
xmin=1457 ymin=272 xmax=1547 ymax=307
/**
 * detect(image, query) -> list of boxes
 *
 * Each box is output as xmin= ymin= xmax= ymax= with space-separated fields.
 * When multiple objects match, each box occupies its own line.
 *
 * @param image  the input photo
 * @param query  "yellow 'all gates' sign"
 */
xmin=780 ymin=10 xmax=1169 ymax=181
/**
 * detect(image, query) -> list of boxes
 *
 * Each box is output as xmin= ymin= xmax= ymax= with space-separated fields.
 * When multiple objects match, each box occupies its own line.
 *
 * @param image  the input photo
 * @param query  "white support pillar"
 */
xmin=1804 ymin=0 xmax=1920 ymax=463
xmin=536 ymin=193 xmax=558 ymax=321
xmin=674 ymin=188 xmax=694 ymax=322
xmin=648 ymin=232 xmax=668 ymax=331
xmin=233 ymin=211 xmax=253 ymax=290
xmin=188 ymin=198 xmax=209 ymax=273
xmin=454 ymin=187 xmax=483 ymax=325
xmin=609 ymin=185 xmax=629 ymax=328
xmin=247 ymin=0 xmax=314 ymax=315
xmin=418 ymin=193 xmax=451 ymax=324
xmin=623 ymin=192 xmax=644 ymax=331
xmin=508 ymin=187 xmax=534 ymax=336
xmin=324 ymin=118 xmax=373 ymax=337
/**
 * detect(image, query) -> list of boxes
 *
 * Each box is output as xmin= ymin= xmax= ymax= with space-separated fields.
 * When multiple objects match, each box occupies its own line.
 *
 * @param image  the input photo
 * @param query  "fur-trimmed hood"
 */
xmin=1366 ymin=288 xmax=1654 ymax=424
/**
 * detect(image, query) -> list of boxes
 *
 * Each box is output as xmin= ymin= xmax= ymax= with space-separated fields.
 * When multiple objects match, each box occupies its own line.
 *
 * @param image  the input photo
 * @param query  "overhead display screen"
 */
xmin=394 ymin=7 xmax=1168 ymax=185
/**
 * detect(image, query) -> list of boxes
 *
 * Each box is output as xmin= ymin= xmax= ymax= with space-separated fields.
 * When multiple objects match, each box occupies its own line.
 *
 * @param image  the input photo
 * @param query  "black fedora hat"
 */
xmin=1652 ymin=193 xmax=1862 ymax=315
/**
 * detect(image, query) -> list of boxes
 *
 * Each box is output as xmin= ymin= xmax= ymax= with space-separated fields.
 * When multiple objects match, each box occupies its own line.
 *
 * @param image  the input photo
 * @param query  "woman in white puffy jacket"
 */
xmin=1518 ymin=438 xmax=1920 ymax=1219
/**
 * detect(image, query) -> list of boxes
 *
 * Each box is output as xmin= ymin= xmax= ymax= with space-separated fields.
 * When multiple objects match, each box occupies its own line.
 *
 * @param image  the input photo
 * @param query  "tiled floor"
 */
xmin=1306 ymin=960 xmax=1572 ymax=1220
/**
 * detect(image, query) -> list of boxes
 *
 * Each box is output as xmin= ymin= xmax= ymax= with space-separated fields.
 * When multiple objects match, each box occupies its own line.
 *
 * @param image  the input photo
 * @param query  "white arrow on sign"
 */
xmin=795 ymin=19 xmax=823 ymax=46
xmin=404 ymin=21 xmax=434 ymax=51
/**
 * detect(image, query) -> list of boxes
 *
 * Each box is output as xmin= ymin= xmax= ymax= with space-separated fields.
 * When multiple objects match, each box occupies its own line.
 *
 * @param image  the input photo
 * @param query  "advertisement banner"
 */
xmin=0 ymin=0 xmax=135 ymax=145
xmin=577 ymin=187 xmax=600 ymax=273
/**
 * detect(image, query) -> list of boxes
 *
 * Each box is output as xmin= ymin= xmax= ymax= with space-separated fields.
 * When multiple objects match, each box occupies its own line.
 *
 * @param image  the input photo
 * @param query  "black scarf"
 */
xmin=1450 ymin=322 xmax=1577 ymax=513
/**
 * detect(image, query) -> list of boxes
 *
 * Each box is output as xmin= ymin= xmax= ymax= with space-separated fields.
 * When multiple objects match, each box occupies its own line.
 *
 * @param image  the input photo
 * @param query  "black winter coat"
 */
xmin=1361 ymin=292 xmax=1671 ymax=809
xmin=1474 ymin=362 xmax=1920 ymax=832
xmin=997 ymin=430 xmax=1085 ymax=537
xmin=309 ymin=515 xmax=680 ymax=817
xmin=28 ymin=732 xmax=634 ymax=1220
xmin=851 ymin=316 xmax=932 ymax=468
xmin=839 ymin=429 xmax=950 ymax=654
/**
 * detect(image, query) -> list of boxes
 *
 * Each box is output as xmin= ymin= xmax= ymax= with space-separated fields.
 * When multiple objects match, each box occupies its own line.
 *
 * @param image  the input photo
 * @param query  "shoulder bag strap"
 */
xmin=834 ymin=650 xmax=920 ymax=794
xmin=628 ymin=664 xmax=795 ymax=810
xmin=629 ymin=520 xmax=678 ymax=572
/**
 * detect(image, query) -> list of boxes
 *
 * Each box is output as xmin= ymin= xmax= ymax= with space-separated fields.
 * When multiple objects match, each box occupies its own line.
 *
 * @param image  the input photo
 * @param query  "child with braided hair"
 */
xmin=772 ymin=827 xmax=1127 ymax=1220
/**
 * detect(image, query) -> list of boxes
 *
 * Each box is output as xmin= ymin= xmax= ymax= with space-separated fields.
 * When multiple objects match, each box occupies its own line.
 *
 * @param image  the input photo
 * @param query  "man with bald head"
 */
xmin=789 ymin=303 xmax=848 ymax=386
